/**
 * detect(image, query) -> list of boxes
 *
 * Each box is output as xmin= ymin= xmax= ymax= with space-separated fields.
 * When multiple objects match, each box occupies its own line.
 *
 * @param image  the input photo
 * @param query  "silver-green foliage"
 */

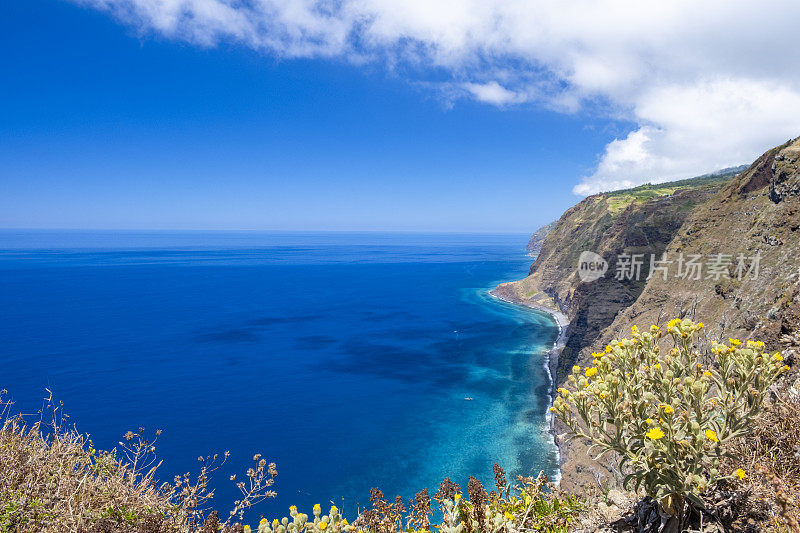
xmin=550 ymin=319 xmax=787 ymax=511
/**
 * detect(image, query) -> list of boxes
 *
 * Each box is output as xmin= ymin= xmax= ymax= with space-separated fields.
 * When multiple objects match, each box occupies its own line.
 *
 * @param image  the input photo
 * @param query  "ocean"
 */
xmin=0 ymin=230 xmax=559 ymax=520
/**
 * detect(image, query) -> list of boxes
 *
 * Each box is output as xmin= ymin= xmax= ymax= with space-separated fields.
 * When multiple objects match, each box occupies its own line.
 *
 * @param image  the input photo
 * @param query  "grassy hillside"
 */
xmin=603 ymin=165 xmax=747 ymax=213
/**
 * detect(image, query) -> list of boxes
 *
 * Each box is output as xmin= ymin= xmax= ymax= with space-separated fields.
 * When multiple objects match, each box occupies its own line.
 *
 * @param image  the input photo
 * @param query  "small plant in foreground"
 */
xmin=550 ymin=318 xmax=788 ymax=517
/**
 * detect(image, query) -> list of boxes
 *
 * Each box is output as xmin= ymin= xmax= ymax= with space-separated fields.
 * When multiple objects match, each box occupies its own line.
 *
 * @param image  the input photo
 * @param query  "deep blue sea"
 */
xmin=0 ymin=230 xmax=559 ymax=520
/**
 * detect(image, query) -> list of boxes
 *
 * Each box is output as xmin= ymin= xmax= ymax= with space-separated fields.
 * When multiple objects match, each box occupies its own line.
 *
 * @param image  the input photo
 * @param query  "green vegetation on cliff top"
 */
xmin=603 ymin=165 xmax=747 ymax=213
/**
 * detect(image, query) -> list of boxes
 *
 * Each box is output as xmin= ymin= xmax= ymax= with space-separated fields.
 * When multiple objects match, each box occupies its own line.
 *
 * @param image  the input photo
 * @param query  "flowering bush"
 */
xmin=250 ymin=503 xmax=349 ymax=533
xmin=550 ymin=318 xmax=788 ymax=514
xmin=251 ymin=468 xmax=582 ymax=533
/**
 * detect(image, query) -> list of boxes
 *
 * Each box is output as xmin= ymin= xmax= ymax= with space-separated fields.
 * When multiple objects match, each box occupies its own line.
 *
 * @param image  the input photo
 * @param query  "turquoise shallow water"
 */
xmin=0 ymin=230 xmax=559 ymax=519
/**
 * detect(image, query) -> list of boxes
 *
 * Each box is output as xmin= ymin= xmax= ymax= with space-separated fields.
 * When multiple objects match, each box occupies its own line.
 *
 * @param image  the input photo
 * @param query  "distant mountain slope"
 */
xmin=525 ymin=221 xmax=557 ymax=254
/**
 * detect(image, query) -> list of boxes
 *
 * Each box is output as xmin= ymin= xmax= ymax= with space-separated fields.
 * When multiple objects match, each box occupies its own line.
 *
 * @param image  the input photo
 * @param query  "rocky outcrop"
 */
xmin=770 ymin=141 xmax=800 ymax=203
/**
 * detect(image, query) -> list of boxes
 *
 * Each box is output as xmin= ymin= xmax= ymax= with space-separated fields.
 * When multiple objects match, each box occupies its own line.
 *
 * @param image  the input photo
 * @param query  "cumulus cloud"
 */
xmin=74 ymin=0 xmax=800 ymax=193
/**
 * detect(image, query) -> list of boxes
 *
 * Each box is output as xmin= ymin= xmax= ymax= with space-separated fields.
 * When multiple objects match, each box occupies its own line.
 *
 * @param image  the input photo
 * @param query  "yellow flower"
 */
xmin=646 ymin=418 xmax=654 ymax=424
xmin=784 ymin=365 xmax=791 ymax=372
xmin=504 ymin=511 xmax=513 ymax=520
xmin=663 ymin=405 xmax=674 ymax=414
xmin=605 ymin=345 xmax=613 ymax=353
xmin=705 ymin=429 xmax=719 ymax=442
xmin=632 ymin=325 xmax=639 ymax=335
xmin=549 ymin=407 xmax=556 ymax=412
xmin=572 ymin=365 xmax=581 ymax=374
xmin=668 ymin=319 xmax=676 ymax=329
xmin=342 ymin=519 xmax=348 ymax=526
xmin=774 ymin=353 xmax=784 ymax=362
xmin=653 ymin=363 xmax=661 ymax=370
xmin=646 ymin=427 xmax=665 ymax=440
xmin=313 ymin=504 xmax=321 ymax=515
xmin=319 ymin=522 xmax=328 ymax=531
xmin=585 ymin=367 xmax=598 ymax=378
xmin=599 ymin=393 xmax=606 ymax=399
xmin=697 ymin=322 xmax=704 ymax=329
xmin=730 ymin=338 xmax=742 ymax=346
xmin=735 ymin=468 xmax=747 ymax=480
xmin=330 ymin=506 xmax=338 ymax=515
xmin=703 ymin=371 xmax=712 ymax=377
xmin=290 ymin=506 xmax=297 ymax=512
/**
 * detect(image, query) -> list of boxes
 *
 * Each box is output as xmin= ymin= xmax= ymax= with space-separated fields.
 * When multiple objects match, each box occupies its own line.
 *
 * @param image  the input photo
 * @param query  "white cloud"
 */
xmin=461 ymin=82 xmax=527 ymax=105
xmin=576 ymin=79 xmax=800 ymax=194
xmin=74 ymin=0 xmax=800 ymax=193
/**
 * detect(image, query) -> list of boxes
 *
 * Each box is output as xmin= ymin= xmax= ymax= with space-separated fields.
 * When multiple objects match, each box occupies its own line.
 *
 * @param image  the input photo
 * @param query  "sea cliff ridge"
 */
xmin=498 ymin=137 xmax=800 ymax=491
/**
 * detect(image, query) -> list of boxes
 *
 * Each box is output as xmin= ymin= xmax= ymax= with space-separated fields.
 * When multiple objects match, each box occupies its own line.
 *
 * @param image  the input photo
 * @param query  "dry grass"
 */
xmin=715 ymin=330 xmax=800 ymax=532
xmin=0 ymin=391 xmax=276 ymax=532
xmin=724 ymin=386 xmax=800 ymax=532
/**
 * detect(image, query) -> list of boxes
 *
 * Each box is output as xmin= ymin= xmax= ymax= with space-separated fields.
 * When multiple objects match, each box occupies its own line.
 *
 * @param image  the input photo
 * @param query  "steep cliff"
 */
xmin=561 ymin=138 xmax=800 ymax=490
xmin=499 ymin=138 xmax=800 ymax=491
xmin=495 ymin=169 xmax=740 ymax=381
xmin=583 ymin=138 xmax=800 ymax=357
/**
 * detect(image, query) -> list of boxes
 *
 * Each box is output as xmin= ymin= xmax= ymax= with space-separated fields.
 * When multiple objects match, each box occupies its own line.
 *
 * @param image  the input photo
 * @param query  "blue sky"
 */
xmin=2 ymin=0 xmax=798 ymax=232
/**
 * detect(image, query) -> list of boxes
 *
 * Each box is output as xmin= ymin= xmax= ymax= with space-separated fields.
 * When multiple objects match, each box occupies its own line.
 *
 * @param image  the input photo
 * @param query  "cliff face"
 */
xmin=495 ymin=174 xmax=732 ymax=381
xmin=585 ymin=138 xmax=800 ymax=358
xmin=500 ymin=137 xmax=800 ymax=491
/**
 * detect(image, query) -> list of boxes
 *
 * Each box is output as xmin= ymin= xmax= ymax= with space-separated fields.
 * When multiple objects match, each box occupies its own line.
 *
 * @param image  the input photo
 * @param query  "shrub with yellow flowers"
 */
xmin=550 ymin=318 xmax=788 ymax=516
xmin=254 ymin=503 xmax=350 ymax=533
xmin=254 ymin=467 xmax=581 ymax=533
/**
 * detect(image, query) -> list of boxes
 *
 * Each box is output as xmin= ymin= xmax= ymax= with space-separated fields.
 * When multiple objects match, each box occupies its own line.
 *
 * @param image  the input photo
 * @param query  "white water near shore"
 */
xmin=487 ymin=289 xmax=569 ymax=484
